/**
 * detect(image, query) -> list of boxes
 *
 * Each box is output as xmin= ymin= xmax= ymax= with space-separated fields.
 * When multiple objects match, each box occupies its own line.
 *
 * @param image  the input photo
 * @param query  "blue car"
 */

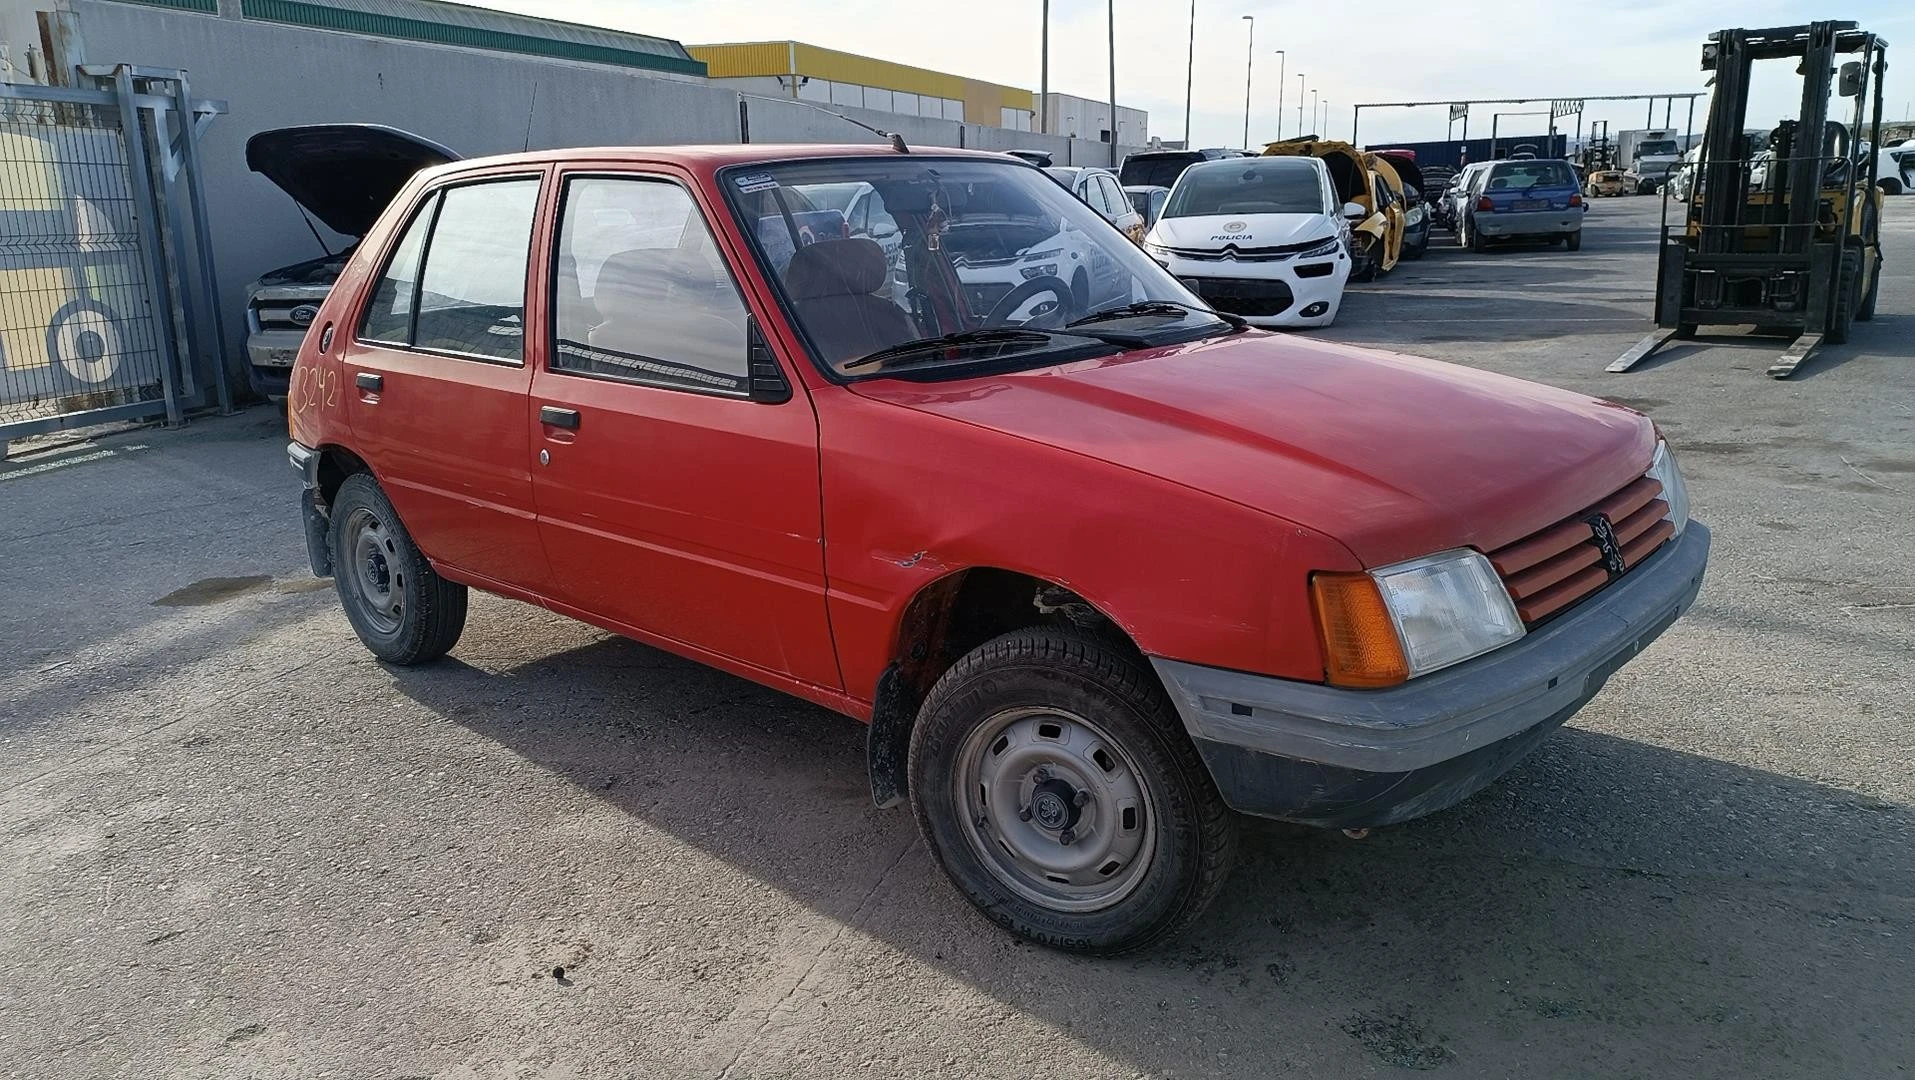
xmin=1457 ymin=159 xmax=1586 ymax=252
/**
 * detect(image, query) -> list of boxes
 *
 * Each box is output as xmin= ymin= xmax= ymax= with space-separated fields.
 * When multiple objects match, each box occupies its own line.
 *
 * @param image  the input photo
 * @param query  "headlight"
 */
xmin=1311 ymin=549 xmax=1525 ymax=687
xmin=1020 ymin=263 xmax=1059 ymax=280
xmin=1644 ymin=440 xmax=1689 ymax=535
xmin=1020 ymin=248 xmax=1064 ymax=261
xmin=1296 ymin=236 xmax=1341 ymax=259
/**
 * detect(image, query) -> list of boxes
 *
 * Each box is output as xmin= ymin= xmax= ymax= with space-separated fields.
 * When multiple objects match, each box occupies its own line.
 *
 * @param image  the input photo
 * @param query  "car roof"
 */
xmin=416 ymin=143 xmax=1021 ymax=180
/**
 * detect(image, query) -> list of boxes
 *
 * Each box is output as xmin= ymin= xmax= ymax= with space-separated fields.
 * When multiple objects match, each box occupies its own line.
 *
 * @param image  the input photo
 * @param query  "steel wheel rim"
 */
xmin=951 ymin=706 xmax=1157 ymax=912
xmin=343 ymin=506 xmax=404 ymax=636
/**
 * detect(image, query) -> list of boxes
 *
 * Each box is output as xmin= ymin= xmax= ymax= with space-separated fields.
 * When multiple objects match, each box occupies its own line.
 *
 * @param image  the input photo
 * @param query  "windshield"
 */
xmin=1637 ymin=140 xmax=1679 ymax=156
xmin=1487 ymin=161 xmax=1577 ymax=189
xmin=724 ymin=157 xmax=1226 ymax=378
xmin=1120 ymin=153 xmax=1202 ymax=188
xmin=803 ymin=182 xmax=865 ymax=215
xmin=1163 ymin=159 xmax=1329 ymax=218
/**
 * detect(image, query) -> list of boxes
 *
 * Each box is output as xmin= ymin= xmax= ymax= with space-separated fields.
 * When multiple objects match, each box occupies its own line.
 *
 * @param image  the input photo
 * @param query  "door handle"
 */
xmin=355 ymin=371 xmax=383 ymax=393
xmin=539 ymin=405 xmax=580 ymax=429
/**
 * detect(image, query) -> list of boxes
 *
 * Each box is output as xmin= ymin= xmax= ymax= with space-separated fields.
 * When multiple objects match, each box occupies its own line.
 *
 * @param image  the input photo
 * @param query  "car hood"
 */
xmin=1150 ymin=213 xmax=1335 ymax=250
xmin=849 ymin=333 xmax=1655 ymax=567
xmin=251 ymin=248 xmax=351 ymax=291
xmin=245 ymin=124 xmax=458 ymax=238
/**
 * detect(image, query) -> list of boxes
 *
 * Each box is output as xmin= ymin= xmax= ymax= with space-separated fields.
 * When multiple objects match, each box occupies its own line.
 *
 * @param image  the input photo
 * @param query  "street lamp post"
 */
xmin=1107 ymin=0 xmax=1118 ymax=166
xmin=1321 ymin=99 xmax=1329 ymax=137
xmin=1040 ymin=0 xmax=1049 ymax=135
xmin=1273 ymin=50 xmax=1286 ymax=143
xmin=1240 ymin=15 xmax=1255 ymax=150
xmin=1296 ymin=73 xmax=1306 ymax=136
xmin=1182 ymin=0 xmax=1196 ymax=146
xmin=1310 ymin=88 xmax=1318 ymax=135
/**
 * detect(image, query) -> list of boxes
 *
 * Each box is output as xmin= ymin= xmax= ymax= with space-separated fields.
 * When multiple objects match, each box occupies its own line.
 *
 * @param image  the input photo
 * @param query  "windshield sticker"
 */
xmin=733 ymin=173 xmax=779 ymax=193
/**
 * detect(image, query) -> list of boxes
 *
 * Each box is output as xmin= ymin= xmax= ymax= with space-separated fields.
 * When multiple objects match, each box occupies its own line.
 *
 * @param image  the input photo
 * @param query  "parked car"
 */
xmin=1262 ymin=138 xmax=1406 ymax=280
xmin=1584 ymin=168 xmax=1630 ymax=198
xmin=243 ymin=125 xmax=457 ymax=399
xmin=1440 ymin=161 xmax=1492 ymax=230
xmin=1004 ymin=149 xmax=1054 ymax=167
xmin=287 ymin=143 xmax=1709 ymax=955
xmin=1124 ymin=184 xmax=1171 ymax=228
xmin=1142 ymin=155 xmax=1355 ymax=327
xmin=1118 ymin=147 xmax=1253 ymax=190
xmin=1375 ymin=151 xmax=1430 ymax=260
xmin=1456 ymin=158 xmax=1586 ymax=252
xmin=1875 ymin=142 xmax=1913 ymax=194
xmin=1045 ymin=166 xmax=1147 ymax=242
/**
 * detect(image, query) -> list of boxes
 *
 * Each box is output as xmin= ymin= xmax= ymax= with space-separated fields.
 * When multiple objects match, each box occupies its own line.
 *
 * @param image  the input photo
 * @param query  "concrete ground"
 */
xmin=2 ymin=197 xmax=1911 ymax=1080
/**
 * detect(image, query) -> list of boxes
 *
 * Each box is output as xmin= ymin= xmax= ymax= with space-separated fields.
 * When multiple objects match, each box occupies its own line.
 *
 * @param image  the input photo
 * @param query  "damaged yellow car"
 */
xmin=1262 ymin=138 xmax=1406 ymax=280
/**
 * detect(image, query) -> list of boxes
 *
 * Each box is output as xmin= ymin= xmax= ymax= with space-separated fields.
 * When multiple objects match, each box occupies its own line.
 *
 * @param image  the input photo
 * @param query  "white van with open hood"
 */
xmin=243 ymin=125 xmax=456 ymax=397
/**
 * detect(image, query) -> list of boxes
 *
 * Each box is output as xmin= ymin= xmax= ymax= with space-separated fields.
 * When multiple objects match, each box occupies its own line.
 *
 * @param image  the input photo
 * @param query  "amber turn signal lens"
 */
xmin=1310 ymin=572 xmax=1411 ymax=688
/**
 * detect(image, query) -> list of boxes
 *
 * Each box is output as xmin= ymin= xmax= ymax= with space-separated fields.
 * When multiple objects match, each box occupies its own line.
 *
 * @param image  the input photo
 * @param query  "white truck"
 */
xmin=1617 ymin=129 xmax=1684 ymax=193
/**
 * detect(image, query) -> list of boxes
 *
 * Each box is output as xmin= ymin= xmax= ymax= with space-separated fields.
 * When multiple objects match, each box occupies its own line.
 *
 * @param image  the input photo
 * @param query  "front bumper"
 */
xmin=248 ymin=328 xmax=306 ymax=399
xmin=1152 ymin=522 xmax=1710 ymax=829
xmin=1159 ymin=252 xmax=1351 ymax=328
xmin=1475 ymin=209 xmax=1583 ymax=238
xmin=289 ymin=441 xmax=332 ymax=577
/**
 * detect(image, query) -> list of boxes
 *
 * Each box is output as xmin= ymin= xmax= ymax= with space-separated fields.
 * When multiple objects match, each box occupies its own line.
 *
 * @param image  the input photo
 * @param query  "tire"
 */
xmin=1675 ymin=323 xmax=1698 ymax=339
xmin=908 ymin=628 xmax=1238 ymax=955
xmin=1070 ymin=270 xmax=1090 ymax=316
xmin=1468 ymin=220 xmax=1487 ymax=253
xmin=329 ymin=473 xmax=468 ymax=665
xmin=1565 ymin=230 xmax=1582 ymax=252
xmin=1880 ymin=178 xmax=1904 ymax=196
xmin=1857 ymin=256 xmax=1880 ymax=321
xmin=1351 ymin=241 xmax=1381 ymax=282
xmin=1825 ymin=250 xmax=1859 ymax=346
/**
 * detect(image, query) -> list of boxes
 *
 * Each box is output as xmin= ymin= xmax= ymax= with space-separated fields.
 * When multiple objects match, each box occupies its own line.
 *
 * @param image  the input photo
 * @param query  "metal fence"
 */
xmin=0 ymin=69 xmax=228 ymax=450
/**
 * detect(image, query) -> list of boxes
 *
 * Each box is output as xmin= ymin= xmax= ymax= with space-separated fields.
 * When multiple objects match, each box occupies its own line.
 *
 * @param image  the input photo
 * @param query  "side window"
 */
xmin=411 ymin=179 xmax=540 ymax=362
xmin=358 ymin=194 xmax=436 ymax=345
xmin=1101 ymin=176 xmax=1128 ymax=216
xmin=553 ymin=176 xmax=751 ymax=395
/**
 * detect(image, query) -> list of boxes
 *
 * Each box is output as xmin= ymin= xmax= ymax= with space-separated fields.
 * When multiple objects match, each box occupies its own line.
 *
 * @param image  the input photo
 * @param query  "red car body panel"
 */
xmin=288 ymin=144 xmax=1656 ymax=717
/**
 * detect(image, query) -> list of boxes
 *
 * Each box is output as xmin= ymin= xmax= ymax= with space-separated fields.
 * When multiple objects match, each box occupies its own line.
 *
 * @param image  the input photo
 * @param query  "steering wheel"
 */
xmin=984 ymin=274 xmax=1076 ymax=329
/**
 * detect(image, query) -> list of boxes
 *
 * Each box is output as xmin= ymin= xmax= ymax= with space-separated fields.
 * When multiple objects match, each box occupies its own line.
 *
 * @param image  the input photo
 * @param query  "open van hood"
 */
xmin=245 ymin=124 xmax=458 ymax=239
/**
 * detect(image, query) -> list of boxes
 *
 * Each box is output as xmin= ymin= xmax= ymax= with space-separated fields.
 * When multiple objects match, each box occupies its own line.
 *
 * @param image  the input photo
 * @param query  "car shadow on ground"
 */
xmin=390 ymin=633 xmax=1913 ymax=1077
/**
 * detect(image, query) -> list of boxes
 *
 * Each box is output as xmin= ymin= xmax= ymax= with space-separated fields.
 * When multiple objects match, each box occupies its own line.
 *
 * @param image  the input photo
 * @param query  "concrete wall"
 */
xmin=56 ymin=0 xmax=1146 ymax=382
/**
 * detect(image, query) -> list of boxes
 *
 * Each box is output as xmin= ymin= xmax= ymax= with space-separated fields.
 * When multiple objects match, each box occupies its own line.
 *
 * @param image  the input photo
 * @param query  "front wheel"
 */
xmin=908 ymin=628 xmax=1238 ymax=955
xmin=330 ymin=473 xmax=468 ymax=665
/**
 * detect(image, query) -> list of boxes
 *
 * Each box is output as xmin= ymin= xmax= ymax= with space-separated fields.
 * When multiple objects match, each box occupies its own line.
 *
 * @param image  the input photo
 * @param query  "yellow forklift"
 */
xmin=1611 ymin=21 xmax=1888 ymax=378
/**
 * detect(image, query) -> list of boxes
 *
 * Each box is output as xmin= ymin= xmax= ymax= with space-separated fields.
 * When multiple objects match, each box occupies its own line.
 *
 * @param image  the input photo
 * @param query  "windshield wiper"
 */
xmin=1066 ymin=299 xmax=1247 ymax=332
xmin=842 ymin=327 xmax=1085 ymax=371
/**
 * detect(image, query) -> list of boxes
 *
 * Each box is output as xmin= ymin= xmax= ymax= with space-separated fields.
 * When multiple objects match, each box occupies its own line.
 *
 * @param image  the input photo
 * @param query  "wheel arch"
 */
xmin=866 ymin=566 xmax=1147 ymax=809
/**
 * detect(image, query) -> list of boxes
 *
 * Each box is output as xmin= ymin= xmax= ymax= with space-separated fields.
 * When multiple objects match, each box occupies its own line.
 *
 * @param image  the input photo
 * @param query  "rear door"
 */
xmin=340 ymin=169 xmax=551 ymax=593
xmin=527 ymin=169 xmax=838 ymax=689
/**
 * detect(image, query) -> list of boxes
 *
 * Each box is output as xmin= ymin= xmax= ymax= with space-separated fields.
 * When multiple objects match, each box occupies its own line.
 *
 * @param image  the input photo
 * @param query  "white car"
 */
xmin=1876 ymin=143 xmax=1913 ymax=195
xmin=1142 ymin=156 xmax=1354 ymax=328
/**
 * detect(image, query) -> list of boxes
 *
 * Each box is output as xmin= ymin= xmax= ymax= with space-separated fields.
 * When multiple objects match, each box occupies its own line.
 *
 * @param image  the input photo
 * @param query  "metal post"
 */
xmin=1310 ymin=89 xmax=1317 ymax=136
xmin=1664 ymin=97 xmax=1672 ymax=128
xmin=1240 ymin=15 xmax=1254 ymax=150
xmin=1182 ymin=0 xmax=1194 ymax=145
xmin=1040 ymin=0 xmax=1050 ymax=135
xmin=112 ymin=66 xmax=183 ymax=428
xmin=171 ymin=74 xmax=233 ymax=415
xmin=1107 ymin=0 xmax=1117 ymax=166
xmin=1646 ymin=96 xmax=1654 ymax=127
xmin=1297 ymin=73 xmax=1305 ymax=136
xmin=1352 ymin=104 xmax=1360 ymax=146
xmin=1274 ymin=50 xmax=1285 ymax=143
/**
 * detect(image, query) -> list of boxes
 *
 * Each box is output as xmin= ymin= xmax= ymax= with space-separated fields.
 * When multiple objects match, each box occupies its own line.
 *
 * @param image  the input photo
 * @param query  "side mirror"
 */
xmin=1838 ymin=61 xmax=1864 ymax=98
xmin=1342 ymin=201 xmax=1368 ymax=221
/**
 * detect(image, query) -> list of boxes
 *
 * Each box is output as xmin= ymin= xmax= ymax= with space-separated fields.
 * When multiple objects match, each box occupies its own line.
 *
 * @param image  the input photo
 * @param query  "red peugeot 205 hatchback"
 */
xmin=286 ymin=144 xmax=1708 ymax=954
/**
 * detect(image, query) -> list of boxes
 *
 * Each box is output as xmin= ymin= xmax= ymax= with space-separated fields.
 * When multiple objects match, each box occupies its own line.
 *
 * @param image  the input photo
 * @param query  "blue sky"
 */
xmin=480 ymin=1 xmax=1914 ymax=148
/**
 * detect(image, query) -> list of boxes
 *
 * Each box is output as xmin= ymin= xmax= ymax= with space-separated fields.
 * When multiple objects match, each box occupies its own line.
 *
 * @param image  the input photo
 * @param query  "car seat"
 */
xmin=784 ymin=238 xmax=916 ymax=365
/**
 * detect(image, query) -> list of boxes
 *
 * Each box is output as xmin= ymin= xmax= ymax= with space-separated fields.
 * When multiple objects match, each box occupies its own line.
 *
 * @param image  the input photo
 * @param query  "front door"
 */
xmin=528 ymin=171 xmax=838 ymax=690
xmin=341 ymin=172 xmax=551 ymax=593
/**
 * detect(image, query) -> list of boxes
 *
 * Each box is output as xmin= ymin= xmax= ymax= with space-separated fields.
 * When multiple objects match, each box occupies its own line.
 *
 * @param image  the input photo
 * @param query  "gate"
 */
xmin=0 ymin=67 xmax=228 ymax=451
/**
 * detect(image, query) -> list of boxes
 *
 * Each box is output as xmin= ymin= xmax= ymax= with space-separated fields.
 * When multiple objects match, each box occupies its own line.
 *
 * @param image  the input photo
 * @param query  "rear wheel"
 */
xmin=1880 ymin=178 xmax=1904 ymax=196
xmin=330 ymin=473 xmax=467 ymax=665
xmin=908 ymin=628 xmax=1238 ymax=955
xmin=1857 ymin=254 xmax=1881 ymax=321
xmin=1468 ymin=220 xmax=1487 ymax=253
xmin=1565 ymin=230 xmax=1582 ymax=252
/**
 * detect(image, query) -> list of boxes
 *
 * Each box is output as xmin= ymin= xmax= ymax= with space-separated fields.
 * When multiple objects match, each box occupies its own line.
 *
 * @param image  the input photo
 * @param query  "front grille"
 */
xmin=1159 ymin=237 xmax=1333 ymax=263
xmin=964 ymin=283 xmax=1015 ymax=314
xmin=1182 ymin=277 xmax=1294 ymax=317
xmin=252 ymin=300 xmax=321 ymax=333
xmin=1487 ymin=476 xmax=1675 ymax=626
